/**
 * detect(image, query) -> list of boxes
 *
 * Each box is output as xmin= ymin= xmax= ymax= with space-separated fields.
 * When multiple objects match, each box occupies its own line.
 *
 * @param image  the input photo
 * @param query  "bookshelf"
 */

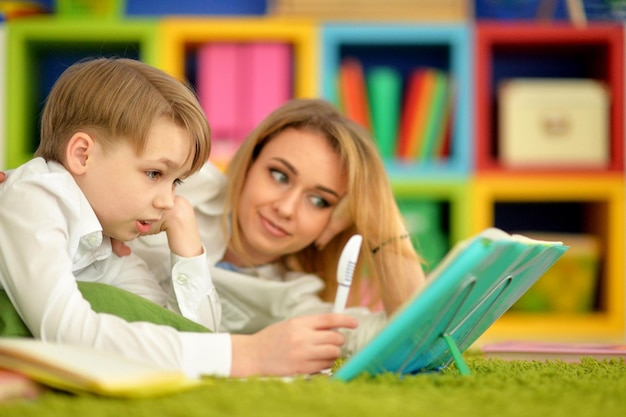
xmin=157 ymin=17 xmax=318 ymax=167
xmin=2 ymin=16 xmax=625 ymax=342
xmin=474 ymin=22 xmax=624 ymax=174
xmin=472 ymin=22 xmax=625 ymax=342
xmin=320 ymin=23 xmax=473 ymax=178
xmin=5 ymin=17 xmax=159 ymax=169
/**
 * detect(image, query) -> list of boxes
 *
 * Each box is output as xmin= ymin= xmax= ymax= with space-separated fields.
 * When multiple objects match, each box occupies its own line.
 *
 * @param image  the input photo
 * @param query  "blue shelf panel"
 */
xmin=320 ymin=23 xmax=473 ymax=177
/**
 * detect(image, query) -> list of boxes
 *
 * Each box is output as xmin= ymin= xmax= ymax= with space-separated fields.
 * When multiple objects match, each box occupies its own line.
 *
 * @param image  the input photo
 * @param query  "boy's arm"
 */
xmin=125 ymin=195 xmax=221 ymax=331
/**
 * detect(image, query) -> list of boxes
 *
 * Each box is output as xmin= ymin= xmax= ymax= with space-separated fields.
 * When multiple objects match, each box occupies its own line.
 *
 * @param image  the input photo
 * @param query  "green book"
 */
xmin=419 ymin=70 xmax=450 ymax=161
xmin=366 ymin=67 xmax=402 ymax=159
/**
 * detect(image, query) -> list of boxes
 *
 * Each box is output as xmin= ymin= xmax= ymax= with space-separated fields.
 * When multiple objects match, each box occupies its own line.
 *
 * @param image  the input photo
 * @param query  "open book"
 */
xmin=333 ymin=228 xmax=568 ymax=381
xmin=0 ymin=338 xmax=201 ymax=398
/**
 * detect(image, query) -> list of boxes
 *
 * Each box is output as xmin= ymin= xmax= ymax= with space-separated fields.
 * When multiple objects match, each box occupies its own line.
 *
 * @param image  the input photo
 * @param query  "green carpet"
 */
xmin=2 ymin=352 xmax=625 ymax=417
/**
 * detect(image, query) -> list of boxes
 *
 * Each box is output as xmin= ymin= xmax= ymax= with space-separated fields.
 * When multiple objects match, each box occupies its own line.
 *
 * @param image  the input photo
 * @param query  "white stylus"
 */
xmin=332 ymin=234 xmax=363 ymax=313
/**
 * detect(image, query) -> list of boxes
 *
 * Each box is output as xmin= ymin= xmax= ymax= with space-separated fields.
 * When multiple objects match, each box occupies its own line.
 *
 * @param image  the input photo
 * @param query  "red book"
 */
xmin=397 ymin=68 xmax=434 ymax=160
xmin=338 ymin=58 xmax=371 ymax=130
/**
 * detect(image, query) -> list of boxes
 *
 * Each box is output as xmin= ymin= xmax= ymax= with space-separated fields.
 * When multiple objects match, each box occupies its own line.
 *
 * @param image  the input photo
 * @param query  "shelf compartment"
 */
xmin=392 ymin=177 xmax=472 ymax=270
xmin=6 ymin=17 xmax=159 ymax=169
xmin=158 ymin=18 xmax=318 ymax=96
xmin=474 ymin=22 xmax=624 ymax=174
xmin=157 ymin=17 xmax=318 ymax=166
xmin=321 ymin=23 xmax=473 ymax=177
xmin=471 ymin=174 xmax=625 ymax=341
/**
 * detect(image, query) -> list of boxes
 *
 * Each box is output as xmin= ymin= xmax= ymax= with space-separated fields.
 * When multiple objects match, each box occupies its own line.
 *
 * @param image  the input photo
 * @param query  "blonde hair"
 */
xmin=36 ymin=57 xmax=211 ymax=174
xmin=224 ymin=98 xmax=419 ymax=308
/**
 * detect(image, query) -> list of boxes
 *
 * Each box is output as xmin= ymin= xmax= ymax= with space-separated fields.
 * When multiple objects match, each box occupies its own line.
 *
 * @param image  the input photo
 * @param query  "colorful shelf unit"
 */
xmin=393 ymin=179 xmax=471 ymax=273
xmin=157 ymin=18 xmax=318 ymax=166
xmin=320 ymin=23 xmax=473 ymax=179
xmin=5 ymin=17 xmax=159 ymax=169
xmin=471 ymin=174 xmax=625 ymax=342
xmin=474 ymin=22 xmax=624 ymax=174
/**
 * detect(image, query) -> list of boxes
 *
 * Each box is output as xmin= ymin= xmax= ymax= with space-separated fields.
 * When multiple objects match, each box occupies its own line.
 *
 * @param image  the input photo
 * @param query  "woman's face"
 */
xmin=236 ymin=127 xmax=347 ymax=265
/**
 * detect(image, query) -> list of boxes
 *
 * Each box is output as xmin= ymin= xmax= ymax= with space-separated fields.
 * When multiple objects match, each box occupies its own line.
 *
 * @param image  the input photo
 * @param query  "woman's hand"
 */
xmin=316 ymin=197 xmax=353 ymax=250
xmin=230 ymin=314 xmax=358 ymax=377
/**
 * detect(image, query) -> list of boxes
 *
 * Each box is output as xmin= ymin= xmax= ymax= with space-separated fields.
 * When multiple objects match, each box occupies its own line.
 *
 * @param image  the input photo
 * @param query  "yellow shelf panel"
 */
xmin=477 ymin=312 xmax=626 ymax=343
xmin=469 ymin=174 xmax=625 ymax=341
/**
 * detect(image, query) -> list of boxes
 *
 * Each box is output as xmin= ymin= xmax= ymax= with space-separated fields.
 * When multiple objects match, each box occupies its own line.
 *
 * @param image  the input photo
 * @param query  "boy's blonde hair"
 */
xmin=224 ymin=98 xmax=419 ymax=309
xmin=36 ymin=57 xmax=211 ymax=174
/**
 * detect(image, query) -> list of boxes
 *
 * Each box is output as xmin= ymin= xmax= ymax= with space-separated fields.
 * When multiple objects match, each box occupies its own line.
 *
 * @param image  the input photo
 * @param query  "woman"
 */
xmin=128 ymin=98 xmax=426 ymax=356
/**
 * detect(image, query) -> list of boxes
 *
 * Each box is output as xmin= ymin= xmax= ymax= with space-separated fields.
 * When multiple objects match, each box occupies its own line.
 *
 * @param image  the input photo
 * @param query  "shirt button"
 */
xmin=87 ymin=235 xmax=99 ymax=246
xmin=176 ymin=274 xmax=189 ymax=285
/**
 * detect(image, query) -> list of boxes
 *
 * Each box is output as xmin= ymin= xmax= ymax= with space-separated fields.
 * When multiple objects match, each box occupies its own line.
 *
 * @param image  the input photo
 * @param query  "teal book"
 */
xmin=333 ymin=228 xmax=568 ymax=381
xmin=419 ymin=70 xmax=450 ymax=161
xmin=366 ymin=66 xmax=402 ymax=159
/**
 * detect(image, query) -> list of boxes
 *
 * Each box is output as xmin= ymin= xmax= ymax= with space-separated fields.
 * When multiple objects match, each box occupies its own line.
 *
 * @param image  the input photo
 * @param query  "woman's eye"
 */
xmin=270 ymin=168 xmax=288 ymax=184
xmin=310 ymin=195 xmax=331 ymax=209
xmin=146 ymin=171 xmax=161 ymax=180
xmin=173 ymin=179 xmax=184 ymax=187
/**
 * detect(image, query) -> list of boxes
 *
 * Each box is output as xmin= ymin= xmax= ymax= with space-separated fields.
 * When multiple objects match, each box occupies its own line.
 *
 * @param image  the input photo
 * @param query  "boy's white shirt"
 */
xmin=131 ymin=161 xmax=388 ymax=357
xmin=0 ymin=158 xmax=230 ymax=379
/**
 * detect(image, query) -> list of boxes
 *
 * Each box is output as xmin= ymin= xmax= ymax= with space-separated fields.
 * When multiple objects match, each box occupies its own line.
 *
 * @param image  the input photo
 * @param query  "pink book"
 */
xmin=197 ymin=42 xmax=242 ymax=155
xmin=241 ymin=42 xmax=292 ymax=140
xmin=482 ymin=341 xmax=626 ymax=363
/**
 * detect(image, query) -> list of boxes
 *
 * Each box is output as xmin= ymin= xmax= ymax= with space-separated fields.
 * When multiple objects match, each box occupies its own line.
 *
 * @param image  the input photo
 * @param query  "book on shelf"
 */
xmin=242 ymin=42 xmax=292 ymax=139
xmin=367 ymin=66 xmax=401 ymax=159
xmin=418 ymin=69 xmax=451 ymax=161
xmin=332 ymin=227 xmax=568 ymax=381
xmin=396 ymin=68 xmax=431 ymax=160
xmin=482 ymin=341 xmax=626 ymax=363
xmin=338 ymin=58 xmax=371 ymax=130
xmin=197 ymin=41 xmax=292 ymax=163
xmin=0 ymin=338 xmax=201 ymax=398
xmin=197 ymin=42 xmax=241 ymax=146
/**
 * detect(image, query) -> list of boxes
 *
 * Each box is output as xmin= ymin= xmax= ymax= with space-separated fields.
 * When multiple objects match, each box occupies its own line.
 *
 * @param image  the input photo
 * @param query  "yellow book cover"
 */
xmin=0 ymin=338 xmax=201 ymax=398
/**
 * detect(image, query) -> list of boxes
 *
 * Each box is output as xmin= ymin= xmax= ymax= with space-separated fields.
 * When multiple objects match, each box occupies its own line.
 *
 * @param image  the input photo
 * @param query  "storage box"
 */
xmin=510 ymin=233 xmax=600 ymax=313
xmin=499 ymin=78 xmax=610 ymax=168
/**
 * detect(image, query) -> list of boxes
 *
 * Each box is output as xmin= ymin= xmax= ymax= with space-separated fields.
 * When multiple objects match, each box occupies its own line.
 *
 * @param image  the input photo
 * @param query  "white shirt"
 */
xmin=0 ymin=158 xmax=230 ymax=378
xmin=131 ymin=162 xmax=388 ymax=357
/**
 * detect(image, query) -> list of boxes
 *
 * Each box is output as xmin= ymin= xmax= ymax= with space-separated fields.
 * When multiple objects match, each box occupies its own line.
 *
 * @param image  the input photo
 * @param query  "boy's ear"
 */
xmin=65 ymin=132 xmax=95 ymax=175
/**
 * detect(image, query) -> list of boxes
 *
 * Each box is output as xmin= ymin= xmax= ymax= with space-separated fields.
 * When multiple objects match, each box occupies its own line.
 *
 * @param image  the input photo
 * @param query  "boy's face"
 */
xmin=77 ymin=118 xmax=194 ymax=242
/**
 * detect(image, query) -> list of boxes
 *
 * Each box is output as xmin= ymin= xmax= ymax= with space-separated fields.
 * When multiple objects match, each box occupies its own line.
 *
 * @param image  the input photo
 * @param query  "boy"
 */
xmin=0 ymin=57 xmax=356 ymax=378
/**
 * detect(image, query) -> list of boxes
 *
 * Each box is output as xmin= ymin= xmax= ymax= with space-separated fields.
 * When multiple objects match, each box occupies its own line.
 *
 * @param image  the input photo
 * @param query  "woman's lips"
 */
xmin=260 ymin=215 xmax=289 ymax=238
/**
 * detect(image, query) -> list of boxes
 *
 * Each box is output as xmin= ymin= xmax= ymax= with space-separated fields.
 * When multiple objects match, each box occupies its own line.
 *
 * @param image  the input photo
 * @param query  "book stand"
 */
xmin=333 ymin=229 xmax=568 ymax=381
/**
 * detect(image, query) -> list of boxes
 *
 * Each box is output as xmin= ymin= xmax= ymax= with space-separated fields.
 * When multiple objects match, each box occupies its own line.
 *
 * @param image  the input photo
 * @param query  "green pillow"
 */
xmin=0 ymin=281 xmax=210 ymax=337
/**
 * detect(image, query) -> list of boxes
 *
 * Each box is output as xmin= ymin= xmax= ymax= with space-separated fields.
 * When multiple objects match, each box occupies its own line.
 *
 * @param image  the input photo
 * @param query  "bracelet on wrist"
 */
xmin=371 ymin=233 xmax=410 ymax=254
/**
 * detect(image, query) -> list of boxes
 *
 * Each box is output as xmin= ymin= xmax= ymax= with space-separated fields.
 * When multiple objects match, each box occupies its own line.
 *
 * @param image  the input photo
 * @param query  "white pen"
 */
xmin=332 ymin=234 xmax=363 ymax=313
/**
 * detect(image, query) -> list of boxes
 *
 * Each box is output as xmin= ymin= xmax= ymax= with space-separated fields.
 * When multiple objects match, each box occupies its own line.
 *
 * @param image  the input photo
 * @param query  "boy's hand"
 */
xmin=230 ymin=314 xmax=358 ymax=377
xmin=111 ymin=238 xmax=131 ymax=257
xmin=0 ymin=171 xmax=6 ymax=183
xmin=113 ymin=196 xmax=203 ymax=258
xmin=315 ymin=197 xmax=353 ymax=250
xmin=148 ymin=195 xmax=204 ymax=258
